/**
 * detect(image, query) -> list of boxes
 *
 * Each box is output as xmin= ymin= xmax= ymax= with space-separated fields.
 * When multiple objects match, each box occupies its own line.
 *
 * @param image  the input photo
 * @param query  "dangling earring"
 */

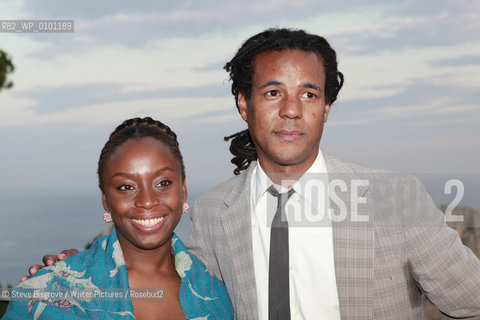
xmin=182 ymin=203 xmax=190 ymax=214
xmin=103 ymin=212 xmax=113 ymax=223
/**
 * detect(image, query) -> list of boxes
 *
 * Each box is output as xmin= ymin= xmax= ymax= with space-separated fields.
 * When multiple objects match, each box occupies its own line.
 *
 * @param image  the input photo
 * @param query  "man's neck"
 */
xmin=258 ymin=156 xmax=317 ymax=188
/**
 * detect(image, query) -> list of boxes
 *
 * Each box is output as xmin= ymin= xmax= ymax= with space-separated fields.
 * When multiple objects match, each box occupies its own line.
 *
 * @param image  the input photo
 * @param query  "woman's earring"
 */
xmin=103 ymin=212 xmax=113 ymax=223
xmin=182 ymin=203 xmax=190 ymax=214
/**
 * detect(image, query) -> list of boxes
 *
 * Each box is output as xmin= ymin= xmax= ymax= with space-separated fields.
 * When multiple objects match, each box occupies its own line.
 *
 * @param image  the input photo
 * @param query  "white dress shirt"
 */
xmin=250 ymin=149 xmax=341 ymax=320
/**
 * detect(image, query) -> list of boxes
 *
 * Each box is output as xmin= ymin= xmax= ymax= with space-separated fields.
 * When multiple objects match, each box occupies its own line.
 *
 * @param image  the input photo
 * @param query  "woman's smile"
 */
xmin=131 ymin=216 xmax=165 ymax=232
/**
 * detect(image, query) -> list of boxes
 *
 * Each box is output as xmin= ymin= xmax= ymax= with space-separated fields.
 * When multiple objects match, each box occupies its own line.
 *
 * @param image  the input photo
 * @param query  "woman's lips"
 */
xmin=131 ymin=216 xmax=165 ymax=232
xmin=132 ymin=217 xmax=164 ymax=227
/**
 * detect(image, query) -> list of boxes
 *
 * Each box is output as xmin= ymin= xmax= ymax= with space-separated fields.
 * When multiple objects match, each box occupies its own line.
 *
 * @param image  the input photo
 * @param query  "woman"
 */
xmin=3 ymin=117 xmax=233 ymax=319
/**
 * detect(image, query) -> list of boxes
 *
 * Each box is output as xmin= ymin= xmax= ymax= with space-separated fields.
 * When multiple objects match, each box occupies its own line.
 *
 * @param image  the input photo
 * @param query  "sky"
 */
xmin=0 ymin=0 xmax=479 ymax=284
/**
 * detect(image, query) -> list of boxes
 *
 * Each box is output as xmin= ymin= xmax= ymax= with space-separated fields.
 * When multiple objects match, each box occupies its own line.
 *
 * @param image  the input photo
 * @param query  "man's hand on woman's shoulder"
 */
xmin=21 ymin=249 xmax=79 ymax=282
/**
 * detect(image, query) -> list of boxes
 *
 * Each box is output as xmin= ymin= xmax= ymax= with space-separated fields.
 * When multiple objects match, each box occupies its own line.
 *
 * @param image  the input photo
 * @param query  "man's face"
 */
xmin=238 ymin=49 xmax=330 ymax=174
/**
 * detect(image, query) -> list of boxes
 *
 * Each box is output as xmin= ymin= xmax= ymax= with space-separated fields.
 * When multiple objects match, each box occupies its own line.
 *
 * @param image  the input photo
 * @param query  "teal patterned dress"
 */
xmin=2 ymin=228 xmax=233 ymax=319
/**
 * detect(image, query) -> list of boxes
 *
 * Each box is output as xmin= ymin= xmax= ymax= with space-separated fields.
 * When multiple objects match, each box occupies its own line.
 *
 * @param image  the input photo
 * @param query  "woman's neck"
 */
xmin=117 ymin=234 xmax=177 ymax=275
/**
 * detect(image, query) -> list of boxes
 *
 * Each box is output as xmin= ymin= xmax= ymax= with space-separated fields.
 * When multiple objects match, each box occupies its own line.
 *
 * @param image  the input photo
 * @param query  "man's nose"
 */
xmin=279 ymin=94 xmax=302 ymax=119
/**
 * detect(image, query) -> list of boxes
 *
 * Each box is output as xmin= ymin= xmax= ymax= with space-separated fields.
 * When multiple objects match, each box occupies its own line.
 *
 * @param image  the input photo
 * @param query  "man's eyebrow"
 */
xmin=259 ymin=81 xmax=322 ymax=93
xmin=302 ymin=82 xmax=322 ymax=92
xmin=259 ymin=80 xmax=282 ymax=89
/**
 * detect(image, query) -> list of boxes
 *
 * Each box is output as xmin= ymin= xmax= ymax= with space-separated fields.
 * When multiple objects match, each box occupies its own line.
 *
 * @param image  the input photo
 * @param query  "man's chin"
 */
xmin=271 ymin=147 xmax=316 ymax=166
xmin=269 ymin=153 xmax=310 ymax=168
xmin=257 ymin=145 xmax=318 ymax=170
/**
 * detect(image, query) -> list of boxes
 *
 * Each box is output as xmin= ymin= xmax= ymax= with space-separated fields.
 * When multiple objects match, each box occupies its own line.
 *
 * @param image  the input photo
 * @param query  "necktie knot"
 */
xmin=267 ymin=185 xmax=294 ymax=228
xmin=267 ymin=185 xmax=295 ymax=204
xmin=267 ymin=184 xmax=295 ymax=215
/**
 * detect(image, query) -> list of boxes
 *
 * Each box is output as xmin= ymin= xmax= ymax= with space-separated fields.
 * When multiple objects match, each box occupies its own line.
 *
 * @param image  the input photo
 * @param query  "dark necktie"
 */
xmin=267 ymin=185 xmax=295 ymax=320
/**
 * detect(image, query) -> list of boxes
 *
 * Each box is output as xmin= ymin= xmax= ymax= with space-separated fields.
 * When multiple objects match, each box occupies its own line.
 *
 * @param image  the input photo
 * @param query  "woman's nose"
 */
xmin=134 ymin=188 xmax=159 ymax=209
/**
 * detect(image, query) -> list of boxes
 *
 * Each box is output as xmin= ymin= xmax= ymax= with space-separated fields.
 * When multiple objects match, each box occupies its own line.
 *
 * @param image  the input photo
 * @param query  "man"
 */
xmin=186 ymin=28 xmax=480 ymax=319
xmin=29 ymin=28 xmax=480 ymax=319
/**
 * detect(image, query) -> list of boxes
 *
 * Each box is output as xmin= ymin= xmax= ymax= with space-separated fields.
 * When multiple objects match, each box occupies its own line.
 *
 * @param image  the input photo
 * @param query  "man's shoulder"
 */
xmin=195 ymin=163 xmax=253 ymax=207
xmin=324 ymin=152 xmax=419 ymax=196
xmin=324 ymin=152 xmax=391 ymax=175
xmin=325 ymin=153 xmax=421 ymax=182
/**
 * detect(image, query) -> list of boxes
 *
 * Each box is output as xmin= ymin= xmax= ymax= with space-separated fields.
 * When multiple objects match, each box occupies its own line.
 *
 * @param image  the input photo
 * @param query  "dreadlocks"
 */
xmin=224 ymin=27 xmax=344 ymax=175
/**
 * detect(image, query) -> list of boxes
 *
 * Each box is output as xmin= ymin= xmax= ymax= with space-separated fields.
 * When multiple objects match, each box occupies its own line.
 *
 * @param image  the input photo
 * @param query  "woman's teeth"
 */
xmin=132 ymin=217 xmax=164 ymax=227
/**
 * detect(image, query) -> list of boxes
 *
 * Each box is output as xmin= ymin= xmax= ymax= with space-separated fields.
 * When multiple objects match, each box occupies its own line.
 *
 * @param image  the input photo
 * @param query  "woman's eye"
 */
xmin=117 ymin=185 xmax=134 ymax=191
xmin=156 ymin=180 xmax=172 ymax=188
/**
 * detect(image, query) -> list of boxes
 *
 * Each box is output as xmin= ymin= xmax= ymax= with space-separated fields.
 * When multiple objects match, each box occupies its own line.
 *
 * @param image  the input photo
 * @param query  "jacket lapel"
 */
xmin=325 ymin=153 xmax=374 ymax=319
xmin=220 ymin=164 xmax=258 ymax=319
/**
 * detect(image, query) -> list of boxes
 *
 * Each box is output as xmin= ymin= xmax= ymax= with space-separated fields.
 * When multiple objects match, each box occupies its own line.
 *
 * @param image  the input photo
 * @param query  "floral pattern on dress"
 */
xmin=175 ymin=251 xmax=193 ymax=277
xmin=109 ymin=240 xmax=126 ymax=277
xmin=16 ymin=261 xmax=102 ymax=319
xmin=187 ymin=280 xmax=217 ymax=301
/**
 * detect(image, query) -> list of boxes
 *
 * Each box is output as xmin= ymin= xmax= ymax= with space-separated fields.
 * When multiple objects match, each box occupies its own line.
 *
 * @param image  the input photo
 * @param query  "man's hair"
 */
xmin=223 ymin=27 xmax=344 ymax=175
xmin=97 ymin=117 xmax=185 ymax=189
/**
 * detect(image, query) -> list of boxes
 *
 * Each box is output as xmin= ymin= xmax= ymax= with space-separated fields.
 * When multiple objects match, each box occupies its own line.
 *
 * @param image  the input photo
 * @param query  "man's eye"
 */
xmin=266 ymin=90 xmax=279 ymax=97
xmin=156 ymin=180 xmax=172 ymax=188
xmin=118 ymin=185 xmax=134 ymax=191
xmin=302 ymin=92 xmax=317 ymax=99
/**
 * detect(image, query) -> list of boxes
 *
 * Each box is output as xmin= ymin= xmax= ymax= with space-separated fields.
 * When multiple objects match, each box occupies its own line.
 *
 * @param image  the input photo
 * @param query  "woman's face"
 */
xmin=100 ymin=137 xmax=187 ymax=251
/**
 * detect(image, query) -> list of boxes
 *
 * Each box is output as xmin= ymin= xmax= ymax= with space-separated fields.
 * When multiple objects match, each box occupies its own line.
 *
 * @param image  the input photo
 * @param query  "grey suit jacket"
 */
xmin=187 ymin=154 xmax=480 ymax=319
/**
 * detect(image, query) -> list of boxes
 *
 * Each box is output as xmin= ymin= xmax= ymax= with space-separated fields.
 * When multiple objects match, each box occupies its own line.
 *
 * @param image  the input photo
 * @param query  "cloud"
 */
xmin=1 ymin=0 xmax=479 ymax=178
xmin=16 ymin=82 xmax=229 ymax=115
xmin=12 ymin=0 xmax=479 ymax=74
xmin=0 ymin=93 xmax=234 ymax=128
xmin=430 ymin=54 xmax=480 ymax=68
xmin=190 ymin=107 xmax=240 ymax=123
xmin=329 ymin=76 xmax=480 ymax=127
xmin=17 ymin=1 xmax=317 ymax=49
xmin=20 ymin=0 xmax=381 ymax=22
xmin=327 ymin=1 xmax=480 ymax=55
xmin=12 ymin=1 xmax=438 ymax=51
